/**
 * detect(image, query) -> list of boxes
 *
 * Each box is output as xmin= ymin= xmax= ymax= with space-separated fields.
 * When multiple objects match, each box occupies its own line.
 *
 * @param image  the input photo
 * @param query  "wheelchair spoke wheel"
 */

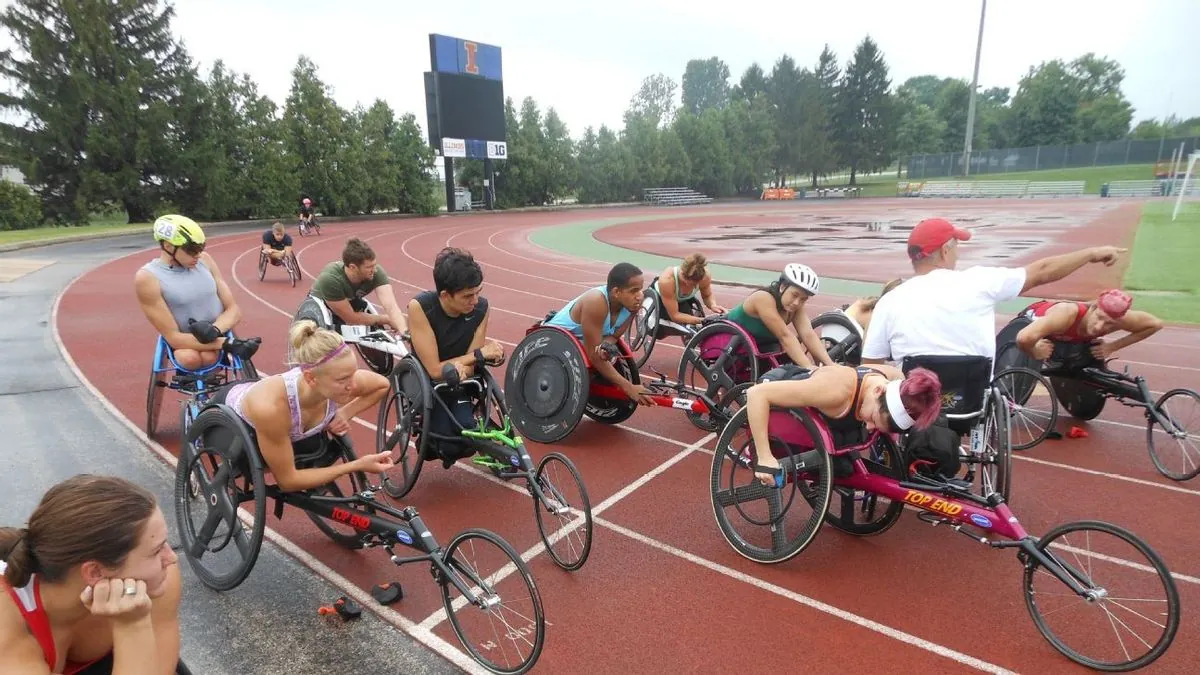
xmin=285 ymin=256 xmax=298 ymax=287
xmin=709 ymin=407 xmax=833 ymax=564
xmin=179 ymin=401 xmax=201 ymax=500
xmin=1023 ymin=520 xmax=1180 ymax=671
xmin=531 ymin=452 xmax=593 ymax=571
xmin=378 ymin=385 xmax=424 ymax=499
xmin=146 ymin=366 xmax=169 ymax=437
xmin=437 ymin=528 xmax=545 ymax=675
xmin=823 ymin=436 xmax=904 ymax=536
xmin=304 ymin=437 xmax=373 ymax=549
xmin=257 ymin=253 xmax=267 ymax=281
xmin=976 ymin=387 xmax=1012 ymax=502
xmin=174 ymin=407 xmax=266 ymax=592
xmin=1146 ymin=388 xmax=1200 ymax=481
xmin=629 ymin=291 xmax=659 ymax=369
xmin=994 ymin=367 xmax=1059 ymax=451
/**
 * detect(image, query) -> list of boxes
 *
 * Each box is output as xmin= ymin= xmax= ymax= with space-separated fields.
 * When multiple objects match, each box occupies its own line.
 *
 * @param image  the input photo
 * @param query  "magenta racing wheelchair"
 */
xmin=345 ymin=327 xmax=595 ymax=572
xmin=709 ymin=380 xmax=1181 ymax=671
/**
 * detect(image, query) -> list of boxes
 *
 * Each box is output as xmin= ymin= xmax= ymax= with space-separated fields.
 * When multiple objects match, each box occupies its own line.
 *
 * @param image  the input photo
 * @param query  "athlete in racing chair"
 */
xmin=861 ymin=217 xmax=1127 ymax=484
xmin=209 ymin=319 xmax=394 ymax=493
xmin=295 ymin=237 xmax=407 ymax=375
xmin=654 ymin=253 xmax=727 ymax=330
xmin=722 ymin=263 xmax=836 ymax=369
xmin=0 ymin=475 xmax=189 ymax=675
xmin=261 ymin=221 xmax=293 ymax=266
xmin=135 ymin=215 xmax=258 ymax=370
xmin=406 ymin=247 xmax=505 ymax=467
xmin=1012 ymin=289 xmax=1162 ymax=369
xmin=812 ymin=277 xmax=905 ymax=365
xmin=745 ymin=363 xmax=943 ymax=486
xmin=298 ymin=197 xmax=317 ymax=234
xmin=545 ymin=262 xmax=655 ymax=405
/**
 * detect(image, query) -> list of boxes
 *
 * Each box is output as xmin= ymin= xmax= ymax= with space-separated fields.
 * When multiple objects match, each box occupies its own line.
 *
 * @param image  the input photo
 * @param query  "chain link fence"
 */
xmin=905 ymin=135 xmax=1200 ymax=179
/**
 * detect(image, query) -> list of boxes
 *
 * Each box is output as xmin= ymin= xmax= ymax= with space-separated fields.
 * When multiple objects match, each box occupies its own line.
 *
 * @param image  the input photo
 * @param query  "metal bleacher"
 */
xmin=901 ymin=179 xmax=1086 ymax=199
xmin=643 ymin=186 xmax=713 ymax=206
xmin=1105 ymin=180 xmax=1163 ymax=197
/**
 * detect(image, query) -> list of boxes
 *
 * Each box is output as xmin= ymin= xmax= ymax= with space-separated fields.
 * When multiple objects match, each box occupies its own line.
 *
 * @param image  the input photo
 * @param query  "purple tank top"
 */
xmin=225 ymin=368 xmax=336 ymax=441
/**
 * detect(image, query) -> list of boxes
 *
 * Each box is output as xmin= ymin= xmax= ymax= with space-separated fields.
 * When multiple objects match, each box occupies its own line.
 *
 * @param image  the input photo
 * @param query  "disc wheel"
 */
xmin=504 ymin=328 xmax=589 ymax=444
xmin=531 ymin=452 xmax=593 ymax=571
xmin=304 ymin=437 xmax=374 ymax=549
xmin=1022 ymin=520 xmax=1180 ymax=671
xmin=174 ymin=407 xmax=266 ymax=592
xmin=1146 ymin=388 xmax=1200 ymax=481
xmin=1050 ymin=376 xmax=1107 ymax=421
xmin=823 ymin=435 xmax=904 ymax=536
xmin=438 ymin=528 xmax=545 ymax=675
xmin=993 ymin=367 xmax=1059 ymax=451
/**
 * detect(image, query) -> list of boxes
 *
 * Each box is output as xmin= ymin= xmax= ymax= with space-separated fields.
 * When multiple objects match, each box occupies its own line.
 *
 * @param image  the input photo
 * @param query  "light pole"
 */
xmin=963 ymin=0 xmax=987 ymax=177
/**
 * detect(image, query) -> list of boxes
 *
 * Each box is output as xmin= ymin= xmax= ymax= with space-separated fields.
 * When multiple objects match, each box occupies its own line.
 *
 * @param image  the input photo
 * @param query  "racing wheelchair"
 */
xmin=626 ymin=282 xmax=706 ymax=369
xmin=809 ymin=309 xmax=867 ymax=366
xmin=348 ymin=328 xmax=595 ymax=572
xmin=996 ymin=315 xmax=1200 ymax=481
xmin=174 ymin=402 xmax=546 ymax=675
xmin=146 ymin=329 xmax=260 ymax=440
xmin=257 ymin=248 xmax=301 ymax=287
xmin=297 ymin=215 xmax=321 ymax=236
xmin=709 ymin=389 xmax=1181 ymax=672
xmin=504 ymin=314 xmax=747 ymax=444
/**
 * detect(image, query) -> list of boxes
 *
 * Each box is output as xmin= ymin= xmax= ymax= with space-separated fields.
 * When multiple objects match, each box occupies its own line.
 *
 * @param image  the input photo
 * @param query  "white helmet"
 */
xmin=782 ymin=263 xmax=820 ymax=295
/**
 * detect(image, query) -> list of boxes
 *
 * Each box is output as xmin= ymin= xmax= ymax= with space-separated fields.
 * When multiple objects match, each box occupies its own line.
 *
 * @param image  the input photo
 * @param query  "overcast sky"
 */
xmin=4 ymin=0 xmax=1199 ymax=140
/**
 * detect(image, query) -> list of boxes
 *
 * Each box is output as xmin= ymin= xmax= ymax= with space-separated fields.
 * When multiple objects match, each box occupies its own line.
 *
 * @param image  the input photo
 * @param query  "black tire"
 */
xmin=1146 ymin=388 xmax=1200 ymax=481
xmin=504 ymin=327 xmax=590 ymax=444
xmin=378 ymin=365 xmax=426 ymax=499
xmin=977 ymin=387 xmax=1012 ymax=502
xmin=146 ymin=367 xmax=168 ymax=438
xmin=993 ymin=367 xmax=1059 ymax=451
xmin=1023 ymin=520 xmax=1180 ymax=671
xmin=179 ymin=400 xmax=201 ymax=500
xmin=583 ymin=353 xmax=639 ymax=425
xmin=629 ymin=288 xmax=659 ymax=369
xmin=532 ymin=452 xmax=593 ymax=571
xmin=709 ymin=406 xmax=833 ymax=564
xmin=257 ymin=252 xmax=267 ymax=281
xmin=174 ymin=405 xmax=266 ymax=592
xmin=439 ymin=529 xmax=545 ymax=675
xmin=823 ymin=435 xmax=905 ymax=536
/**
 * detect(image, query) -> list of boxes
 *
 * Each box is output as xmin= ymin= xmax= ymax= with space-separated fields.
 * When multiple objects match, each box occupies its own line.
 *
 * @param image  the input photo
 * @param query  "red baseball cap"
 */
xmin=908 ymin=218 xmax=972 ymax=258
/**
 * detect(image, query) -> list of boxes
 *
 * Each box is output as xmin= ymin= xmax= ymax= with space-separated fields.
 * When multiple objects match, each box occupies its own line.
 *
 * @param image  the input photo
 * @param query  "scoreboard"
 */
xmin=425 ymin=34 xmax=507 ymax=161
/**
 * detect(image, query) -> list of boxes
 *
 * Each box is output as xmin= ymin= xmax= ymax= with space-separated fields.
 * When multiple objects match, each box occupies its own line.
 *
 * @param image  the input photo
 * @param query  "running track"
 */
xmin=54 ymin=202 xmax=1200 ymax=673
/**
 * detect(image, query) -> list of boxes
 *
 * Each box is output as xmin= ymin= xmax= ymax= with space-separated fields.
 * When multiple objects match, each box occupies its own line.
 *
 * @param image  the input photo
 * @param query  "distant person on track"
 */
xmin=745 ymin=363 xmax=943 ymax=486
xmin=261 ymin=221 xmax=294 ymax=265
xmin=840 ymin=277 xmax=905 ymax=341
xmin=211 ymin=320 xmax=393 ymax=492
xmin=546 ymin=262 xmax=654 ymax=405
xmin=408 ymin=247 xmax=504 ymax=383
xmin=1014 ymin=289 xmax=1162 ymax=366
xmin=135 ymin=215 xmax=245 ymax=370
xmin=0 ymin=474 xmax=184 ymax=675
xmin=860 ymin=217 xmax=1128 ymax=367
xmin=722 ymin=263 xmax=836 ymax=369
xmin=652 ymin=253 xmax=727 ymax=329
xmin=298 ymin=198 xmax=316 ymax=233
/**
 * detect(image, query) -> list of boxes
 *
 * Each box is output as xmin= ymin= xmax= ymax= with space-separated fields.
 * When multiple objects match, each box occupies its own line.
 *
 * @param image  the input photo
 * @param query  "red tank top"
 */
xmin=1 ymin=561 xmax=106 ymax=674
xmin=1023 ymin=300 xmax=1091 ymax=343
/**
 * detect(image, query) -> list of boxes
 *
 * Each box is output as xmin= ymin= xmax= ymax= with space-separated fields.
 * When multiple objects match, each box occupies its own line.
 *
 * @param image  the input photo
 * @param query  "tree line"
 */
xmin=1 ymin=0 xmax=1190 ymax=229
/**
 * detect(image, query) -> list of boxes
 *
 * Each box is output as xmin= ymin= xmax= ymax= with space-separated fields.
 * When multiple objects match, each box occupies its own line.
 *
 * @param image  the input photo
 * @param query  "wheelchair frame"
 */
xmin=146 ymin=332 xmax=258 ymax=439
xmin=174 ymin=402 xmax=546 ymax=674
xmin=257 ymin=248 xmax=301 ymax=287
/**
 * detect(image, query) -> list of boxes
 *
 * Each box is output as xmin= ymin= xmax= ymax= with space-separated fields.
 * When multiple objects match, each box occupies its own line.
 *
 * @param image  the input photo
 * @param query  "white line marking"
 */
xmin=1011 ymin=455 xmax=1200 ymax=496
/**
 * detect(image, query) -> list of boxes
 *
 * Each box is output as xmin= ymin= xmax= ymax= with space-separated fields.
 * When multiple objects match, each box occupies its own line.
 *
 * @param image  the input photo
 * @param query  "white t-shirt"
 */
xmin=861 ymin=266 xmax=1027 ymax=364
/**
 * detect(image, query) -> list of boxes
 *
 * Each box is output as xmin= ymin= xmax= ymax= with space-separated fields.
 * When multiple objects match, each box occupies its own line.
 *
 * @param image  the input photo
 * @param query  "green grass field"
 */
xmin=792 ymin=163 xmax=1161 ymax=198
xmin=0 ymin=213 xmax=151 ymax=247
xmin=1123 ymin=200 xmax=1200 ymax=324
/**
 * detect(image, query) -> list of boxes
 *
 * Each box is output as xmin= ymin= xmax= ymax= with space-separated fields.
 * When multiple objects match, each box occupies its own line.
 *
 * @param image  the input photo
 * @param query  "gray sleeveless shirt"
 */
xmin=140 ymin=258 xmax=224 ymax=332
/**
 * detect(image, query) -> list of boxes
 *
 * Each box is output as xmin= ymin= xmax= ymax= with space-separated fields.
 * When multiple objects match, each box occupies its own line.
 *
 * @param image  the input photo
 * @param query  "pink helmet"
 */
xmin=303 ymin=198 xmax=312 ymax=206
xmin=1097 ymin=289 xmax=1132 ymax=318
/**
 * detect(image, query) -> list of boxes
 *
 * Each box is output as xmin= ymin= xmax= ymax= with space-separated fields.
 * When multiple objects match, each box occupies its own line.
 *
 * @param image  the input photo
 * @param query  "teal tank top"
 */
xmin=546 ymin=285 xmax=631 ymax=339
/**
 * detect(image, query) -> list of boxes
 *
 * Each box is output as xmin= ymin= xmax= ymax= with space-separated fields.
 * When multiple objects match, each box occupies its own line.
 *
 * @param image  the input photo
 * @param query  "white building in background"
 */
xmin=1 ymin=166 xmax=27 ymax=185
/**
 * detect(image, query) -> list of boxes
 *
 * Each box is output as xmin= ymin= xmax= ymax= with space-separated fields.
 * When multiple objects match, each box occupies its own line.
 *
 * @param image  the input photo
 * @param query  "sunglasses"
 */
xmin=181 ymin=243 xmax=205 ymax=256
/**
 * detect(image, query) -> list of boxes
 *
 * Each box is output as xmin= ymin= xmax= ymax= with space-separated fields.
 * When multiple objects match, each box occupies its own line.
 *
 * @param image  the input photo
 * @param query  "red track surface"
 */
xmin=56 ymin=201 xmax=1200 ymax=674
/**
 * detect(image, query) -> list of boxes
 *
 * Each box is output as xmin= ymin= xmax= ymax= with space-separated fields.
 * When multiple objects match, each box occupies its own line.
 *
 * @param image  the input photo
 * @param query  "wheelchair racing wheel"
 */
xmin=811 ymin=310 xmax=864 ymax=366
xmin=377 ymin=358 xmax=430 ymax=499
xmin=679 ymin=321 xmax=759 ymax=431
xmin=174 ymin=404 xmax=267 ymax=592
xmin=628 ymin=287 xmax=660 ymax=369
xmin=504 ymin=327 xmax=591 ymax=444
xmin=300 ymin=434 xmax=374 ymax=548
xmin=583 ymin=346 xmax=640 ymax=426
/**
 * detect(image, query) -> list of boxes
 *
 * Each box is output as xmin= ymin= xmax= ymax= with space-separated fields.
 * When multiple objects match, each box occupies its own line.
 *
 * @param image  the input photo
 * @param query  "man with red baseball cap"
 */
xmin=862 ymin=216 xmax=1127 ymax=366
xmin=1013 ymin=288 xmax=1162 ymax=364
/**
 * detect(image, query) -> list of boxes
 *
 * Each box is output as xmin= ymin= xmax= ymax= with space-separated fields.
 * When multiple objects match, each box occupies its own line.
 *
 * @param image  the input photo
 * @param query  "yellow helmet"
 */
xmin=153 ymin=214 xmax=206 ymax=248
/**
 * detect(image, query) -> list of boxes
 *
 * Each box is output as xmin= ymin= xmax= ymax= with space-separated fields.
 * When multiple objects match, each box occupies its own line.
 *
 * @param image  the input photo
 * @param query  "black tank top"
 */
xmin=414 ymin=290 xmax=489 ymax=361
xmin=761 ymin=365 xmax=875 ymax=448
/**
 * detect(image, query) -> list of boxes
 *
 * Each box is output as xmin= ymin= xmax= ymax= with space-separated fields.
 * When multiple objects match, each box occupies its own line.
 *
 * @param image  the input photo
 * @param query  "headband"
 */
xmin=885 ymin=379 xmax=916 ymax=431
xmin=300 ymin=342 xmax=349 ymax=370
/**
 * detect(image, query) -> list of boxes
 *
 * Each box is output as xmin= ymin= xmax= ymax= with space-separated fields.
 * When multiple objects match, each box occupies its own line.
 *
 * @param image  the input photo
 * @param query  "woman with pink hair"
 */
xmin=745 ymin=364 xmax=943 ymax=486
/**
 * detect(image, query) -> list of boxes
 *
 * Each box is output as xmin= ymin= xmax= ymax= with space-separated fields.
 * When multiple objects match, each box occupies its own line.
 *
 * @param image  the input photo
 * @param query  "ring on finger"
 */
xmin=124 ymin=584 xmax=138 ymax=596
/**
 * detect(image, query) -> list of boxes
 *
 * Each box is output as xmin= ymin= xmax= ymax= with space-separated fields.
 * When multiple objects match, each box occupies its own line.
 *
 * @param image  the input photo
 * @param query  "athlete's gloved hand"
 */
xmin=188 ymin=319 xmax=223 ymax=344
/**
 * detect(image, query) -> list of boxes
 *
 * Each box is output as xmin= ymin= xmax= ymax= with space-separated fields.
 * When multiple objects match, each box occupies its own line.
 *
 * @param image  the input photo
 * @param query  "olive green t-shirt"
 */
xmin=310 ymin=261 xmax=389 ymax=302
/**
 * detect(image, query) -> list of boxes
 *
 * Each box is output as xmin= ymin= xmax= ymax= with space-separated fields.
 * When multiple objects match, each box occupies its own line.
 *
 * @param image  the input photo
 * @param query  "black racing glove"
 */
xmin=188 ymin=319 xmax=223 ymax=344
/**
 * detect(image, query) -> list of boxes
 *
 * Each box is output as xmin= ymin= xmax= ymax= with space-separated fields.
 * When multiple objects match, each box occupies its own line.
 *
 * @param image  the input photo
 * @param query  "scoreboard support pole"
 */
xmin=484 ymin=157 xmax=494 ymax=210
xmin=443 ymin=156 xmax=457 ymax=213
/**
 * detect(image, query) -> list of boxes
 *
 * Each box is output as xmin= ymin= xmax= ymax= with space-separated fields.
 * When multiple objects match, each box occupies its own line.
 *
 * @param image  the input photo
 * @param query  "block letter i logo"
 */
xmin=464 ymin=41 xmax=479 ymax=75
